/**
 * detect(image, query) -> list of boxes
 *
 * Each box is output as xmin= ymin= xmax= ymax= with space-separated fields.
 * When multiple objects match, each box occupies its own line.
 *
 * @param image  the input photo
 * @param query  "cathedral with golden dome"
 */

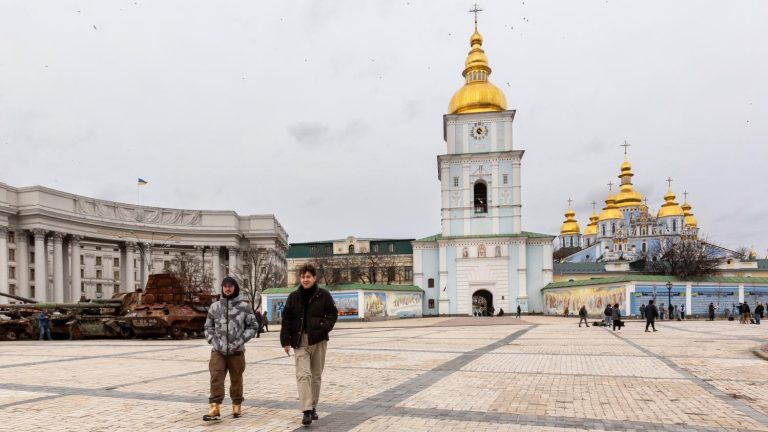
xmin=556 ymin=150 xmax=709 ymax=263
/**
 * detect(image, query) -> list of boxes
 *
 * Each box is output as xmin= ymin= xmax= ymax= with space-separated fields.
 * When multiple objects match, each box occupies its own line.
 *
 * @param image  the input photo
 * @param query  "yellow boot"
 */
xmin=203 ymin=403 xmax=221 ymax=421
xmin=233 ymin=404 xmax=242 ymax=418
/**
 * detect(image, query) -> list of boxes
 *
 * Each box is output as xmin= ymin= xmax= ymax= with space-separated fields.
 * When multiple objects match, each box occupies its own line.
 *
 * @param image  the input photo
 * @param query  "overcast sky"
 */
xmin=1 ymin=1 xmax=766 ymax=254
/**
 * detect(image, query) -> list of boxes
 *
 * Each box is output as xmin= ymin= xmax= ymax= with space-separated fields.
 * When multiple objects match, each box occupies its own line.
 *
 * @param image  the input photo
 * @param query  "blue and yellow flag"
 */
xmin=137 ymin=178 xmax=148 ymax=186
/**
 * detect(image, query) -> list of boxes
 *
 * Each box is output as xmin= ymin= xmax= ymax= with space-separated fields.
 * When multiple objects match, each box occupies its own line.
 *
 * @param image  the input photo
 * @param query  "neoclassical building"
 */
xmin=412 ymin=23 xmax=554 ymax=316
xmin=0 ymin=183 xmax=288 ymax=303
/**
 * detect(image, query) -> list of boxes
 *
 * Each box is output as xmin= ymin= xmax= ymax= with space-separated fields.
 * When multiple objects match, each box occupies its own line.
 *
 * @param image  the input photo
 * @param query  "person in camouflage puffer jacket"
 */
xmin=202 ymin=277 xmax=257 ymax=421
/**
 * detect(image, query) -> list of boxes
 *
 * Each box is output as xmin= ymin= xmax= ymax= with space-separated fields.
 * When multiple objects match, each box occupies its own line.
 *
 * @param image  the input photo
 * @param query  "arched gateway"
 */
xmin=472 ymin=289 xmax=493 ymax=316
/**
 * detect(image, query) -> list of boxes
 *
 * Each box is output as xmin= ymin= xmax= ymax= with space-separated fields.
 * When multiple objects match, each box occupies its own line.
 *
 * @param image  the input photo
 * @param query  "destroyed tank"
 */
xmin=121 ymin=273 xmax=217 ymax=339
xmin=0 ymin=293 xmax=125 ymax=340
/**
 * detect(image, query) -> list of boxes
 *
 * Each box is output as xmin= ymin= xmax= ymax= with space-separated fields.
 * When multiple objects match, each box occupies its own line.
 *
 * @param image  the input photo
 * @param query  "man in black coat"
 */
xmin=645 ymin=300 xmax=658 ymax=332
xmin=281 ymin=264 xmax=338 ymax=426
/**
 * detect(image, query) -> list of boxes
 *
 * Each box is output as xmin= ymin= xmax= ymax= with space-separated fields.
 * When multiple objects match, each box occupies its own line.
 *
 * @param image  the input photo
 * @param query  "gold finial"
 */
xmin=666 ymin=177 xmax=674 ymax=189
xmin=607 ymin=181 xmax=614 ymax=192
xmin=683 ymin=190 xmax=689 ymax=201
xmin=591 ymin=200 xmax=597 ymax=211
xmin=567 ymin=197 xmax=573 ymax=208
xmin=447 ymin=4 xmax=507 ymax=114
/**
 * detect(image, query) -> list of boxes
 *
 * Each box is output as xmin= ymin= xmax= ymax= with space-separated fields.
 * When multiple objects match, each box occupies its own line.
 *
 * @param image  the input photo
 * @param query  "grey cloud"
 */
xmin=286 ymin=120 xmax=368 ymax=150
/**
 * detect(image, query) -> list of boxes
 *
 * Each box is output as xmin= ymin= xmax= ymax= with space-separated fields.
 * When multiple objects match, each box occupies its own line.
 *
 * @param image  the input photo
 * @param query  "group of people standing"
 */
xmin=202 ymin=264 xmax=339 ymax=426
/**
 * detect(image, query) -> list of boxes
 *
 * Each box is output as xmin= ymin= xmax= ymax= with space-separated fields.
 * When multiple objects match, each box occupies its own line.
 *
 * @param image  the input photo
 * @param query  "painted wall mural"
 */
xmin=364 ymin=292 xmax=423 ymax=319
xmin=544 ymin=286 xmax=624 ymax=315
xmin=333 ymin=293 xmax=360 ymax=320
xmin=266 ymin=295 xmax=289 ymax=322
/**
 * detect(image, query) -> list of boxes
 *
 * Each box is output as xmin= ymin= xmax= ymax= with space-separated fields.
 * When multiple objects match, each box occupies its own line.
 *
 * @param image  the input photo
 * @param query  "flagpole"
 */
xmin=137 ymin=183 xmax=140 ymax=207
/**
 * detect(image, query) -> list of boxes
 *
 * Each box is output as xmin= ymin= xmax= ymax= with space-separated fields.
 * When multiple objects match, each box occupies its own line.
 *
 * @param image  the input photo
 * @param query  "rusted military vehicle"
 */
xmin=121 ymin=273 xmax=217 ymax=339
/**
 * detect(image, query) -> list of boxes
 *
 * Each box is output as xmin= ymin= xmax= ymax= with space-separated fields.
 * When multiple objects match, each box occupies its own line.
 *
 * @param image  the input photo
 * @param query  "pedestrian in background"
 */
xmin=640 ymin=303 xmax=646 ymax=320
xmin=645 ymin=300 xmax=658 ymax=332
xmin=680 ymin=304 xmax=686 ymax=320
xmin=37 ymin=309 xmax=52 ymax=341
xmin=659 ymin=303 xmax=665 ymax=320
xmin=516 ymin=304 xmax=522 ymax=319
xmin=578 ymin=305 xmax=589 ymax=327
xmin=612 ymin=303 xmax=622 ymax=332
xmin=754 ymin=303 xmax=763 ymax=325
xmin=742 ymin=302 xmax=751 ymax=324
xmin=708 ymin=303 xmax=716 ymax=321
xmin=604 ymin=304 xmax=613 ymax=328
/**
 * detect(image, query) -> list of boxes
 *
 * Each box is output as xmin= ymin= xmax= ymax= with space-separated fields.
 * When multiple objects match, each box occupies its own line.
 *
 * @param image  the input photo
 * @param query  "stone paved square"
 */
xmin=0 ymin=317 xmax=766 ymax=431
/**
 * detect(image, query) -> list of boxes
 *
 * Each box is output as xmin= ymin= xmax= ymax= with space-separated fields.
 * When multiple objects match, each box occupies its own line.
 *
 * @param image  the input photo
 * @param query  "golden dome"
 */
xmin=583 ymin=210 xmax=599 ymax=236
xmin=657 ymin=189 xmax=684 ymax=218
xmin=448 ymin=25 xmax=508 ymax=114
xmin=560 ymin=207 xmax=581 ymax=235
xmin=598 ymin=195 xmax=623 ymax=221
xmin=614 ymin=158 xmax=644 ymax=208
xmin=682 ymin=200 xmax=698 ymax=227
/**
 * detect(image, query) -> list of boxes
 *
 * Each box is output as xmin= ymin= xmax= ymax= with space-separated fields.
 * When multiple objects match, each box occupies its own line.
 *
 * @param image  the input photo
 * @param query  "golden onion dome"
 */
xmin=682 ymin=200 xmax=698 ymax=227
xmin=448 ymin=25 xmax=508 ymax=114
xmin=614 ymin=158 xmax=644 ymax=208
xmin=657 ymin=189 xmax=684 ymax=218
xmin=598 ymin=195 xmax=623 ymax=221
xmin=583 ymin=210 xmax=599 ymax=236
xmin=560 ymin=207 xmax=581 ymax=235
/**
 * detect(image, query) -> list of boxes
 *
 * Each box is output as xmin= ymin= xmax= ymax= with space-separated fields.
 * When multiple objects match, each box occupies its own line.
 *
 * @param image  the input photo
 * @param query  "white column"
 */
xmin=32 ymin=229 xmax=47 ymax=302
xmin=491 ymin=162 xmax=500 ymax=234
xmin=16 ymin=231 xmax=29 ymax=299
xmin=517 ymin=241 xmax=528 ymax=311
xmin=228 ymin=247 xmax=239 ymax=276
xmin=738 ymin=283 xmax=744 ymax=303
xmin=438 ymin=244 xmax=449 ymax=314
xmin=462 ymin=164 xmax=471 ymax=235
xmin=124 ymin=242 xmax=136 ymax=292
xmin=140 ymin=243 xmax=150 ymax=290
xmin=685 ymin=282 xmax=692 ymax=316
xmin=62 ymin=237 xmax=70 ymax=302
xmin=0 ymin=227 xmax=8 ymax=294
xmin=511 ymin=157 xmax=522 ymax=234
xmin=52 ymin=233 xmax=65 ymax=303
xmin=212 ymin=247 xmax=221 ymax=284
xmin=70 ymin=236 xmax=82 ymax=301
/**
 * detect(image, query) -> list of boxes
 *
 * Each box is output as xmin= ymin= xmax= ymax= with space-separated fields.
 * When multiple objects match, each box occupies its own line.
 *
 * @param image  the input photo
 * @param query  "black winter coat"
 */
xmin=646 ymin=305 xmax=659 ymax=320
xmin=280 ymin=286 xmax=338 ymax=348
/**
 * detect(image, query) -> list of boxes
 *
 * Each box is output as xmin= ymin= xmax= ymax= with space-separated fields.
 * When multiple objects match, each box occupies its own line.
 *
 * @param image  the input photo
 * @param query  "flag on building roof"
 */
xmin=137 ymin=178 xmax=148 ymax=186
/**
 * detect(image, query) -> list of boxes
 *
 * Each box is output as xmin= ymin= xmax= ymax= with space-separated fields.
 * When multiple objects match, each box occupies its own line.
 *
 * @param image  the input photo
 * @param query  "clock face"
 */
xmin=470 ymin=122 xmax=488 ymax=140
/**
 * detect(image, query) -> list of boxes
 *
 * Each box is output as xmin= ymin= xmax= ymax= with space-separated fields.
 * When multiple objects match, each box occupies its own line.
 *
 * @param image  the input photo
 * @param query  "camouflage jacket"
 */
xmin=204 ymin=295 xmax=257 ymax=355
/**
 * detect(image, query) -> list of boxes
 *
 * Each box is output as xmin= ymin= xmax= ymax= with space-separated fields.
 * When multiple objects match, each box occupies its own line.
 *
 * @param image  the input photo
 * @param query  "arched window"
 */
xmin=569 ymin=238 xmax=573 ymax=247
xmin=672 ymin=219 xmax=677 ymax=233
xmin=348 ymin=244 xmax=355 ymax=254
xmin=474 ymin=181 xmax=487 ymax=214
xmin=427 ymin=278 xmax=435 ymax=288
xmin=642 ymin=243 xmax=647 ymax=253
xmin=601 ymin=225 xmax=606 ymax=236
xmin=611 ymin=223 xmax=616 ymax=235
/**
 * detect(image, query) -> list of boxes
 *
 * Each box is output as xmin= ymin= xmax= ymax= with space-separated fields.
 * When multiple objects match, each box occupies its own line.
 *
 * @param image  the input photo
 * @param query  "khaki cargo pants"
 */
xmin=295 ymin=334 xmax=328 ymax=411
xmin=209 ymin=351 xmax=246 ymax=404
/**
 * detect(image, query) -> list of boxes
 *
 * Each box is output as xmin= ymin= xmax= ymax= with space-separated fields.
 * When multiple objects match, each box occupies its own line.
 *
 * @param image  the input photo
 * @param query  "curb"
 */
xmin=754 ymin=343 xmax=768 ymax=361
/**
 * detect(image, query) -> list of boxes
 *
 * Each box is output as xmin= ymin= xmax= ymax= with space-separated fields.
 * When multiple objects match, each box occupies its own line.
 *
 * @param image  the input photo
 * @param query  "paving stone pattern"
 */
xmin=0 ymin=317 xmax=766 ymax=431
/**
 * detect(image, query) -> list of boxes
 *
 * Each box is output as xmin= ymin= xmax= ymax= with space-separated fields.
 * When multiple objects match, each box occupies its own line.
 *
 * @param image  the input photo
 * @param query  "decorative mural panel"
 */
xmin=333 ymin=292 xmax=360 ymax=320
xmin=364 ymin=292 xmax=423 ymax=319
xmin=544 ymin=286 xmax=625 ymax=316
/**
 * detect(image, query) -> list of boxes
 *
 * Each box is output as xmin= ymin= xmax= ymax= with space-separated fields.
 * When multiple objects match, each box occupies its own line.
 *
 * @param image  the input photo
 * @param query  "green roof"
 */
xmin=287 ymin=239 xmax=413 ymax=258
xmin=554 ymin=262 xmax=607 ymax=274
xmin=545 ymin=275 xmax=768 ymax=289
xmin=414 ymin=231 xmax=554 ymax=242
xmin=263 ymin=284 xmax=423 ymax=295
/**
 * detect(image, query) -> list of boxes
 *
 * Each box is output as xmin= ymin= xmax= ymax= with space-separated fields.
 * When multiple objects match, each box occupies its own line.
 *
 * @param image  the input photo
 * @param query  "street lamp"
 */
xmin=666 ymin=281 xmax=672 ymax=313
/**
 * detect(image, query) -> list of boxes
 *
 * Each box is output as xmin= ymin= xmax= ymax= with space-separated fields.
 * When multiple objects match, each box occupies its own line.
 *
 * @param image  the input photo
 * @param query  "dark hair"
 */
xmin=298 ymin=263 xmax=317 ymax=277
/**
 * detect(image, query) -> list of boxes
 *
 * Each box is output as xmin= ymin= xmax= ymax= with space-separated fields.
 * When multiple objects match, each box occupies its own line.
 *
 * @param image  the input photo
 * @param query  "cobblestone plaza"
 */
xmin=0 ymin=317 xmax=766 ymax=432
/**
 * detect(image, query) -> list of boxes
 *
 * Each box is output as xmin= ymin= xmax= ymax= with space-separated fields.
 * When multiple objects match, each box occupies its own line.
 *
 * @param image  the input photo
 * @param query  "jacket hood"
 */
xmin=221 ymin=277 xmax=240 ymax=299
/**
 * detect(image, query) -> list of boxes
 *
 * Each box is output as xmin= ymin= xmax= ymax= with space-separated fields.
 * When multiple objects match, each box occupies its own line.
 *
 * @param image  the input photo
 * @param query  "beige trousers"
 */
xmin=294 ymin=334 xmax=328 ymax=411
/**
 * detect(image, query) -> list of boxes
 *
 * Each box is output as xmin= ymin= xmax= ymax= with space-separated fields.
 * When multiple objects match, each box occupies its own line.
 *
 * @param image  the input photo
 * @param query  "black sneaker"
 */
xmin=302 ymin=411 xmax=312 ymax=426
xmin=311 ymin=408 xmax=319 ymax=420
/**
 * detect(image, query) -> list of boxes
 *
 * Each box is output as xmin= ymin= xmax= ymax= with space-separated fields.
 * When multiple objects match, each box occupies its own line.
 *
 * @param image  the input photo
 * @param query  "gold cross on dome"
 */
xmin=683 ymin=190 xmax=689 ymax=201
xmin=469 ymin=3 xmax=483 ymax=24
xmin=666 ymin=177 xmax=673 ymax=188
xmin=567 ymin=198 xmax=573 ymax=207
xmin=620 ymin=140 xmax=630 ymax=155
xmin=607 ymin=181 xmax=614 ymax=192
xmin=591 ymin=201 xmax=597 ymax=211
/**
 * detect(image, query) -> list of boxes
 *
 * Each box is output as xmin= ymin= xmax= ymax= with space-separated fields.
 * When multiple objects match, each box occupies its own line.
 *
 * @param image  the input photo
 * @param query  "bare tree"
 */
xmin=236 ymin=248 xmax=287 ymax=310
xmin=169 ymin=253 xmax=214 ymax=295
xmin=643 ymin=238 xmax=722 ymax=278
